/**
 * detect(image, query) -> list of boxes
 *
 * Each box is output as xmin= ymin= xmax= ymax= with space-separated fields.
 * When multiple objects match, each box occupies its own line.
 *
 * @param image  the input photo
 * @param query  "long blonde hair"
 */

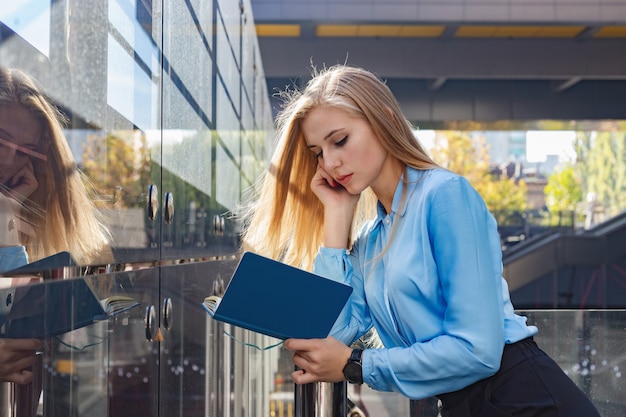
xmin=240 ymin=65 xmax=438 ymax=269
xmin=0 ymin=67 xmax=112 ymax=265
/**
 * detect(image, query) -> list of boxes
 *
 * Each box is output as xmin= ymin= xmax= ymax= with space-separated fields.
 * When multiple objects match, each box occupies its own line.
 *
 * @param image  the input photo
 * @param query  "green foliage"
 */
xmin=81 ymin=131 xmax=152 ymax=208
xmin=429 ymin=131 xmax=490 ymax=186
xmin=573 ymin=131 xmax=626 ymax=220
xmin=544 ymin=165 xmax=582 ymax=213
xmin=481 ymin=178 xmax=528 ymax=225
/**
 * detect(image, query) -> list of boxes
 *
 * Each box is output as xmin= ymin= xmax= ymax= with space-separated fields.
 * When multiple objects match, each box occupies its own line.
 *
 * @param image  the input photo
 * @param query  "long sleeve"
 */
xmin=313 ymin=246 xmax=372 ymax=345
xmin=0 ymin=246 xmax=29 ymax=274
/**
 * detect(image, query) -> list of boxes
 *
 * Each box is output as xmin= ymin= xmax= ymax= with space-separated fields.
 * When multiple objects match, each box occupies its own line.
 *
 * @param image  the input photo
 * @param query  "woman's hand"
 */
xmin=0 ymin=192 xmax=22 ymax=246
xmin=0 ymin=161 xmax=38 ymax=246
xmin=311 ymin=166 xmax=360 ymax=249
xmin=0 ymin=338 xmax=43 ymax=385
xmin=310 ymin=165 xmax=359 ymax=212
xmin=284 ymin=336 xmax=353 ymax=385
xmin=4 ymin=160 xmax=38 ymax=203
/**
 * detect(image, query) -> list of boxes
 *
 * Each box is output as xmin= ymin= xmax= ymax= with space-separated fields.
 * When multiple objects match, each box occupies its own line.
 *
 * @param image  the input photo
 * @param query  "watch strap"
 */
xmin=349 ymin=348 xmax=363 ymax=363
xmin=343 ymin=348 xmax=364 ymax=384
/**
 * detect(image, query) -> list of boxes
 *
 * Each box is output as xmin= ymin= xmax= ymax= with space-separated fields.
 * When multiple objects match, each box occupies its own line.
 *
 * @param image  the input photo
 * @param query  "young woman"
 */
xmin=240 ymin=65 xmax=601 ymax=416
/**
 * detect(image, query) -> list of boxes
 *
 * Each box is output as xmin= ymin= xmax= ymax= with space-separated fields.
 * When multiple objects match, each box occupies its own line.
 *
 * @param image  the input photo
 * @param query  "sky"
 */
xmin=526 ymin=130 xmax=576 ymax=163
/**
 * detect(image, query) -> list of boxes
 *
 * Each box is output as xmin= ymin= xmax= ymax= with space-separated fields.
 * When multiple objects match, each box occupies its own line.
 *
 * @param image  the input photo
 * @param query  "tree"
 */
xmin=82 ymin=131 xmax=152 ymax=208
xmin=481 ymin=177 xmax=528 ymax=225
xmin=544 ymin=165 xmax=583 ymax=225
xmin=573 ymin=131 xmax=626 ymax=224
xmin=428 ymin=131 xmax=490 ymax=186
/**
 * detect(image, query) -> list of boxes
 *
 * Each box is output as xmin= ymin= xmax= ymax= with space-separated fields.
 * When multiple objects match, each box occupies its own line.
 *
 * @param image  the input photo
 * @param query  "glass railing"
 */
xmin=343 ymin=310 xmax=626 ymax=417
xmin=1 ymin=272 xmax=623 ymax=417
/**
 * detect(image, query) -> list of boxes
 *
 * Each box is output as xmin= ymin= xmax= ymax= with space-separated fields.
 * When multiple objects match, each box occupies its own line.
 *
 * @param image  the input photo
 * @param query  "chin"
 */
xmin=344 ymin=184 xmax=362 ymax=195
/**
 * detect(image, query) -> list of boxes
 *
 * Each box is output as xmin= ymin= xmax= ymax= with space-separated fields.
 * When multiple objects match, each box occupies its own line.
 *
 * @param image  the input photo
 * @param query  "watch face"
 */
xmin=343 ymin=361 xmax=363 ymax=384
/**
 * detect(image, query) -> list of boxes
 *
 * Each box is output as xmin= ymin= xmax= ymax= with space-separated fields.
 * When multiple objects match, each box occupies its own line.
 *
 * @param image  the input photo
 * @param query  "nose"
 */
xmin=321 ymin=151 xmax=341 ymax=172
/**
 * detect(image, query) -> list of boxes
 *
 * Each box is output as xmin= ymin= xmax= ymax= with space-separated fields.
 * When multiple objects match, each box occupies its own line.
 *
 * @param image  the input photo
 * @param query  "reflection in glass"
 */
xmin=0 ymin=68 xmax=112 ymax=270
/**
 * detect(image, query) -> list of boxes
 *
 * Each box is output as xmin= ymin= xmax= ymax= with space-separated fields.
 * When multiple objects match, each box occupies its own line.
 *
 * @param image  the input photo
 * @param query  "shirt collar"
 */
xmin=374 ymin=167 xmax=428 ymax=224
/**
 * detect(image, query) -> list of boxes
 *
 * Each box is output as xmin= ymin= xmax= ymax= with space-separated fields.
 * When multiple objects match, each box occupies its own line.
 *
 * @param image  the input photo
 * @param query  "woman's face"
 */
xmin=302 ymin=105 xmax=397 ymax=195
xmin=0 ymin=103 xmax=42 ymax=186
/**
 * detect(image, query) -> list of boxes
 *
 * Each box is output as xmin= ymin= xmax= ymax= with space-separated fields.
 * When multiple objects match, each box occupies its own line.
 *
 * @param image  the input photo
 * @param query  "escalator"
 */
xmin=502 ymin=211 xmax=626 ymax=308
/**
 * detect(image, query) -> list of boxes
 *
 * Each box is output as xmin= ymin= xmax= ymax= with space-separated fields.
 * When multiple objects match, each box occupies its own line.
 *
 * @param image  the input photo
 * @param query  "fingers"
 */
xmin=290 ymin=351 xmax=309 ymax=371
xmin=284 ymin=339 xmax=321 ymax=381
xmin=8 ymin=162 xmax=38 ymax=201
xmin=312 ymin=164 xmax=345 ymax=190
xmin=0 ymin=338 xmax=43 ymax=351
xmin=283 ymin=338 xmax=316 ymax=352
xmin=291 ymin=369 xmax=317 ymax=385
xmin=317 ymin=168 xmax=338 ymax=188
xmin=0 ymin=339 xmax=43 ymax=384
xmin=6 ymin=369 xmax=35 ymax=385
xmin=284 ymin=337 xmax=351 ymax=385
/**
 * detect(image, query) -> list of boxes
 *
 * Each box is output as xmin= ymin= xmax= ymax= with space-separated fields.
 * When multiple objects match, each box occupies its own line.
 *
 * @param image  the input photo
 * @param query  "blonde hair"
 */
xmin=240 ymin=65 xmax=438 ymax=269
xmin=0 ymin=67 xmax=112 ymax=265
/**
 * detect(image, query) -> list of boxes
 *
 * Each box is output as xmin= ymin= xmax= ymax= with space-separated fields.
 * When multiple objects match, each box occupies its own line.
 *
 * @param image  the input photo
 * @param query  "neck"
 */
xmin=371 ymin=160 xmax=404 ymax=214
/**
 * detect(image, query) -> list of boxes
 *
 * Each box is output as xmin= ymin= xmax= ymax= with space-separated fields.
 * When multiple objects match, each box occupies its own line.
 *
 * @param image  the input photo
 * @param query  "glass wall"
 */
xmin=0 ymin=0 xmax=272 ymax=266
xmin=1 ymin=1 xmax=277 ymax=417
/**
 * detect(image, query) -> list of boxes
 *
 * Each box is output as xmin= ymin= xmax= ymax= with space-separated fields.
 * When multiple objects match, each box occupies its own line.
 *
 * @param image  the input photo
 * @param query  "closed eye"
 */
xmin=312 ymin=135 xmax=348 ymax=159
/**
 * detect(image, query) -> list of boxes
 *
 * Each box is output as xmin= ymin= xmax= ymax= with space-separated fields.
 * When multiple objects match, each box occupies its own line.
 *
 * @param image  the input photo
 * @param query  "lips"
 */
xmin=335 ymin=174 xmax=352 ymax=186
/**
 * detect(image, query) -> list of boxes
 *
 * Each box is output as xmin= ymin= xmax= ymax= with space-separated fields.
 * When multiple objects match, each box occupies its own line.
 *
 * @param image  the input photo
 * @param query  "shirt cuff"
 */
xmin=313 ymin=246 xmax=351 ymax=284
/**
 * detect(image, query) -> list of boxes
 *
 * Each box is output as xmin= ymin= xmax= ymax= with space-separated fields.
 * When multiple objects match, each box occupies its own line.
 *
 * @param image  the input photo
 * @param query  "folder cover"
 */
xmin=202 ymin=252 xmax=353 ymax=340
xmin=0 ymin=278 xmax=139 ymax=339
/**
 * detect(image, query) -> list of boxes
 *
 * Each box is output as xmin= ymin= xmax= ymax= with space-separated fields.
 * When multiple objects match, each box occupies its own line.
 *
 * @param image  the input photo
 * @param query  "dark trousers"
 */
xmin=436 ymin=337 xmax=601 ymax=417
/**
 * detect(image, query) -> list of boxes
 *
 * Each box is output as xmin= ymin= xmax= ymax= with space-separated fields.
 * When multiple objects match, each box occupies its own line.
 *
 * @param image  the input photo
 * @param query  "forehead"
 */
xmin=0 ymin=103 xmax=43 ymax=147
xmin=302 ymin=106 xmax=354 ymax=143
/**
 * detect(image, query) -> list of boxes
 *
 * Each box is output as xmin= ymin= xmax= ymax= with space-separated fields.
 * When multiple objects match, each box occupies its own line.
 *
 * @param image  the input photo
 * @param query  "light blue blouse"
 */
xmin=314 ymin=167 xmax=537 ymax=399
xmin=0 ymin=246 xmax=29 ymax=274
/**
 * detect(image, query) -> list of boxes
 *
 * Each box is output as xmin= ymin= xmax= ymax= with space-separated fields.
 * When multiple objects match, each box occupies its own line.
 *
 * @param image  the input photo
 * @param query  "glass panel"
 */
xmin=217 ymin=0 xmax=242 ymax=68
xmin=161 ymin=0 xmax=253 ymax=259
xmin=240 ymin=0 xmax=256 ymax=108
xmin=103 ymin=0 xmax=162 ymax=263
xmin=344 ymin=310 xmax=626 ymax=417
xmin=216 ymin=8 xmax=241 ymax=118
xmin=519 ymin=310 xmax=626 ymax=417
xmin=160 ymin=261 xmax=221 ymax=417
xmin=0 ymin=269 xmax=158 ymax=417
xmin=0 ymin=0 xmax=163 ymax=267
xmin=216 ymin=81 xmax=241 ymax=210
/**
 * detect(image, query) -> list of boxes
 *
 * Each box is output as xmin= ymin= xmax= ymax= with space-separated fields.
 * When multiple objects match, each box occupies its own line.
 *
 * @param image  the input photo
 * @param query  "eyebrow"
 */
xmin=307 ymin=129 xmax=341 ymax=149
xmin=0 ymin=135 xmax=47 ymax=161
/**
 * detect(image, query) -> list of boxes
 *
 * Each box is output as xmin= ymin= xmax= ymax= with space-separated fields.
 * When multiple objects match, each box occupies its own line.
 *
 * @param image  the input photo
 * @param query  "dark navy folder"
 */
xmin=0 ymin=278 xmax=138 ymax=339
xmin=2 ymin=251 xmax=76 ymax=275
xmin=202 ymin=252 xmax=353 ymax=340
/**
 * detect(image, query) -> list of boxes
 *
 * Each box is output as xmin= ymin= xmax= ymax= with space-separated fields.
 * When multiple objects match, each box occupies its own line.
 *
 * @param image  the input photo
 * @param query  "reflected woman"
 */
xmin=0 ymin=68 xmax=114 ymax=391
xmin=0 ymin=67 xmax=112 ymax=272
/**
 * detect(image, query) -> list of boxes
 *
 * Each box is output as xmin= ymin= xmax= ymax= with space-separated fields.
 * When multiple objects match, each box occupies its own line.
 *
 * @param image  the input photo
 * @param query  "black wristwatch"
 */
xmin=342 ymin=348 xmax=364 ymax=384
